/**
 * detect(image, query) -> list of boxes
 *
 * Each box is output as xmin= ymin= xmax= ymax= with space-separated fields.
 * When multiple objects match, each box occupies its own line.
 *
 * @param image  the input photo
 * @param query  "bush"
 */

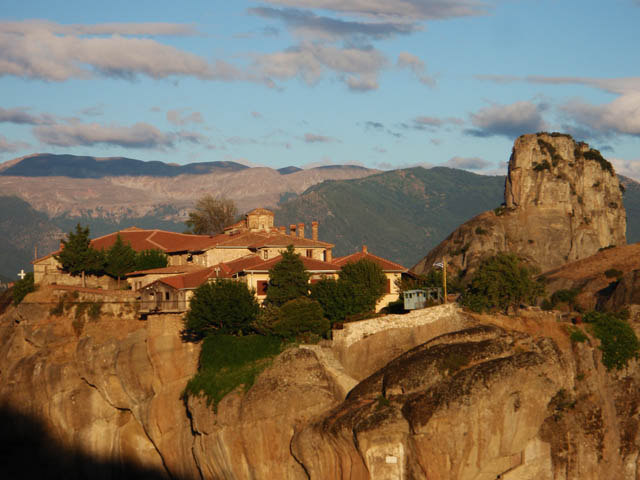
xmin=273 ymin=298 xmax=329 ymax=341
xmin=460 ymin=253 xmax=545 ymax=313
xmin=584 ymin=311 xmax=640 ymax=370
xmin=569 ymin=327 xmax=588 ymax=344
xmin=550 ymin=288 xmax=580 ymax=307
xmin=310 ymin=277 xmax=359 ymax=324
xmin=604 ymin=268 xmax=623 ymax=279
xmin=184 ymin=280 xmax=259 ymax=338
xmin=88 ymin=301 xmax=103 ymax=320
xmin=12 ymin=272 xmax=35 ymax=306
xmin=184 ymin=334 xmax=282 ymax=409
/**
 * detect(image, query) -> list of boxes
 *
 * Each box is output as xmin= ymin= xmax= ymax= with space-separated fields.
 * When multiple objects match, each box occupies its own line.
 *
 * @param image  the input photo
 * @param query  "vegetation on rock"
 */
xmin=461 ymin=253 xmax=545 ymax=312
xmin=585 ymin=311 xmax=640 ymax=371
xmin=273 ymin=297 xmax=329 ymax=341
xmin=12 ymin=272 xmax=35 ymax=305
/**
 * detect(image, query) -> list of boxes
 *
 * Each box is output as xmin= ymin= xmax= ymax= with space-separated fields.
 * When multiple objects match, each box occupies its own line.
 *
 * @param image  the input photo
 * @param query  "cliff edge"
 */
xmin=413 ymin=133 xmax=626 ymax=277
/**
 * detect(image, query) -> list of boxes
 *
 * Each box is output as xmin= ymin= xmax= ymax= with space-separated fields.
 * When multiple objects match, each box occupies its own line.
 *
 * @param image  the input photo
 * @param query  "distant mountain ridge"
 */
xmin=0 ymin=153 xmax=248 ymax=178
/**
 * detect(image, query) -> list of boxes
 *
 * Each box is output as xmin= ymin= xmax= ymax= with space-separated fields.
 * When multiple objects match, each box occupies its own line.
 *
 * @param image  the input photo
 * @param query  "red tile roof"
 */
xmin=154 ymin=267 xmax=218 ymax=290
xmin=88 ymin=228 xmax=222 ymax=254
xmin=244 ymin=255 xmax=340 ymax=273
xmin=126 ymin=264 xmax=205 ymax=277
xmin=332 ymin=250 xmax=408 ymax=272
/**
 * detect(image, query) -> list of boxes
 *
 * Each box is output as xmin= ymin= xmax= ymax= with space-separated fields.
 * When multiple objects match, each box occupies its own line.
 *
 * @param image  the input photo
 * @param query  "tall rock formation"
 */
xmin=413 ymin=132 xmax=627 ymax=277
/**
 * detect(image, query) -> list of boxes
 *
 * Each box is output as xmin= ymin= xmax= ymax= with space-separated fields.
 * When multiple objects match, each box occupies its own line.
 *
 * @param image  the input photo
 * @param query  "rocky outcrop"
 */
xmin=413 ymin=133 xmax=626 ymax=277
xmin=4 ymin=287 xmax=640 ymax=479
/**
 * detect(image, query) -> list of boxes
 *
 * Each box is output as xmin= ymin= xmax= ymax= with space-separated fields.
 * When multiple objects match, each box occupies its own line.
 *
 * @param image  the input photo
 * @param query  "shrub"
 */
xmin=12 ymin=272 xmax=35 ymax=306
xmin=582 ymin=148 xmax=614 ymax=175
xmin=604 ymin=268 xmax=623 ymax=279
xmin=252 ymin=303 xmax=281 ymax=335
xmin=184 ymin=334 xmax=282 ymax=409
xmin=584 ymin=311 xmax=640 ymax=370
xmin=310 ymin=277 xmax=359 ymax=324
xmin=460 ymin=253 xmax=545 ymax=313
xmin=550 ymin=288 xmax=580 ymax=307
xmin=475 ymin=226 xmax=489 ymax=235
xmin=533 ymin=160 xmax=551 ymax=172
xmin=265 ymin=245 xmax=310 ymax=307
xmin=569 ymin=327 xmax=588 ymax=344
xmin=184 ymin=280 xmax=259 ymax=338
xmin=273 ymin=297 xmax=329 ymax=341
xmin=88 ymin=301 xmax=103 ymax=320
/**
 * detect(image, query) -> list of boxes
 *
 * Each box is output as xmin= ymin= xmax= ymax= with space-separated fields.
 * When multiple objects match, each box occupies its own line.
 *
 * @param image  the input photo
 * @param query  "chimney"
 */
xmin=279 ymin=226 xmax=286 ymax=234
xmin=312 ymin=221 xmax=318 ymax=241
xmin=325 ymin=248 xmax=332 ymax=263
xmin=362 ymin=245 xmax=368 ymax=253
xmin=289 ymin=224 xmax=297 ymax=237
xmin=298 ymin=222 xmax=305 ymax=238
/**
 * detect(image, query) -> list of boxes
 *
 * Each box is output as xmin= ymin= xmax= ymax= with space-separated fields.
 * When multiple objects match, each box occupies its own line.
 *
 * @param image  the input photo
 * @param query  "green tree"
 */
xmin=461 ymin=252 xmax=544 ymax=313
xmin=265 ymin=245 xmax=310 ymax=307
xmin=55 ymin=224 xmax=105 ymax=287
xmin=105 ymin=234 xmax=137 ymax=287
xmin=339 ymin=258 xmax=387 ymax=313
xmin=585 ymin=311 xmax=640 ymax=370
xmin=135 ymin=249 xmax=168 ymax=271
xmin=184 ymin=280 xmax=259 ymax=338
xmin=273 ymin=298 xmax=329 ymax=341
xmin=310 ymin=277 xmax=359 ymax=324
xmin=12 ymin=272 xmax=35 ymax=305
xmin=185 ymin=195 xmax=237 ymax=235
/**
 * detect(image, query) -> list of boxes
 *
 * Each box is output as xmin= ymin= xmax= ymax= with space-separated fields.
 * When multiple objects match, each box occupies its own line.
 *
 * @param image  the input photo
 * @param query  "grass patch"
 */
xmin=184 ymin=334 xmax=282 ymax=410
xmin=569 ymin=327 xmax=588 ymax=344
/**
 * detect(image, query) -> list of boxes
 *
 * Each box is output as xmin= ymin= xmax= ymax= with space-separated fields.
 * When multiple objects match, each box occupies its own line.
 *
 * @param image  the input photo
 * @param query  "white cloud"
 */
xmin=445 ymin=156 xmax=490 ymax=170
xmin=0 ymin=20 xmax=214 ymax=81
xmin=256 ymin=42 xmax=387 ymax=90
xmin=611 ymin=157 xmax=640 ymax=182
xmin=0 ymin=106 xmax=56 ymax=125
xmin=260 ymin=0 xmax=489 ymax=21
xmin=248 ymin=7 xmax=419 ymax=41
xmin=304 ymin=132 xmax=336 ymax=143
xmin=0 ymin=135 xmax=29 ymax=153
xmin=166 ymin=109 xmax=204 ymax=126
xmin=397 ymin=52 xmax=435 ymax=86
xmin=467 ymin=101 xmax=547 ymax=138
xmin=561 ymin=93 xmax=640 ymax=137
xmin=32 ymin=121 xmax=205 ymax=149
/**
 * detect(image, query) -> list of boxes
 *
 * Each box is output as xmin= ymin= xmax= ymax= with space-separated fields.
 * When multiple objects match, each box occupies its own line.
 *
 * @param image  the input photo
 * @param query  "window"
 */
xmin=385 ymin=278 xmax=391 ymax=294
xmin=257 ymin=280 xmax=268 ymax=295
xmin=263 ymin=250 xmax=269 ymax=260
xmin=306 ymin=249 xmax=313 ymax=258
xmin=165 ymin=291 xmax=170 ymax=300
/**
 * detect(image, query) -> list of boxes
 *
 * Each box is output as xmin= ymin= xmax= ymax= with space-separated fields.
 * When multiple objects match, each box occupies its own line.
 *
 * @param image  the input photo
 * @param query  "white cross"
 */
xmin=18 ymin=269 xmax=26 ymax=280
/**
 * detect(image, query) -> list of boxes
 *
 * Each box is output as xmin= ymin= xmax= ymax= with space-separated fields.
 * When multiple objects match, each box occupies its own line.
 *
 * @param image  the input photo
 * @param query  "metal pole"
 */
xmin=443 ymin=257 xmax=447 ymax=304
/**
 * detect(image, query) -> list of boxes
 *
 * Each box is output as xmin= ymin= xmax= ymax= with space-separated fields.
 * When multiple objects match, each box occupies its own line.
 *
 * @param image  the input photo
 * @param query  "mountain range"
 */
xmin=1 ymin=152 xmax=639 ymax=280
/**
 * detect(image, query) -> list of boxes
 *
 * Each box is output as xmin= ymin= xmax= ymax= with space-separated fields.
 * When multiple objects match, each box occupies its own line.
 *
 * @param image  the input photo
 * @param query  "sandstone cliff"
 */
xmin=412 ymin=133 xmax=626 ymax=277
xmin=3 ymin=287 xmax=640 ymax=479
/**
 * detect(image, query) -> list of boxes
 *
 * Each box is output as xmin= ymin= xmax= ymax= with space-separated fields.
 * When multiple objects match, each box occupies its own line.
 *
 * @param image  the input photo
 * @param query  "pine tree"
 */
xmin=105 ymin=234 xmax=137 ymax=288
xmin=135 ymin=249 xmax=168 ymax=271
xmin=55 ymin=224 xmax=105 ymax=287
xmin=265 ymin=245 xmax=310 ymax=307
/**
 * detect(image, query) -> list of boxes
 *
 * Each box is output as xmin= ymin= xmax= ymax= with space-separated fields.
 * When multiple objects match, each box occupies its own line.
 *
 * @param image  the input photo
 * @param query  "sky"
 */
xmin=1 ymin=0 xmax=639 ymax=178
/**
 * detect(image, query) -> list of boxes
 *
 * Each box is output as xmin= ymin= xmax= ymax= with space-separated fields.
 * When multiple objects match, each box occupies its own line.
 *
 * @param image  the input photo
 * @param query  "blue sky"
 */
xmin=1 ymin=0 xmax=639 ymax=178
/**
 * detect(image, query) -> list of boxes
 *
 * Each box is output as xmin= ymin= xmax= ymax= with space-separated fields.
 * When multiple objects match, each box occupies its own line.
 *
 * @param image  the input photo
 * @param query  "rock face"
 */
xmin=4 ymin=287 xmax=640 ymax=479
xmin=413 ymin=133 xmax=626 ymax=277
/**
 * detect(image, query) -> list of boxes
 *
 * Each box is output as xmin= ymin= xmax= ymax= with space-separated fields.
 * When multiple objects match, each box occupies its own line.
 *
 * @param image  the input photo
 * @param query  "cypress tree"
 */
xmin=105 ymin=234 xmax=137 ymax=288
xmin=265 ymin=245 xmax=310 ymax=307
